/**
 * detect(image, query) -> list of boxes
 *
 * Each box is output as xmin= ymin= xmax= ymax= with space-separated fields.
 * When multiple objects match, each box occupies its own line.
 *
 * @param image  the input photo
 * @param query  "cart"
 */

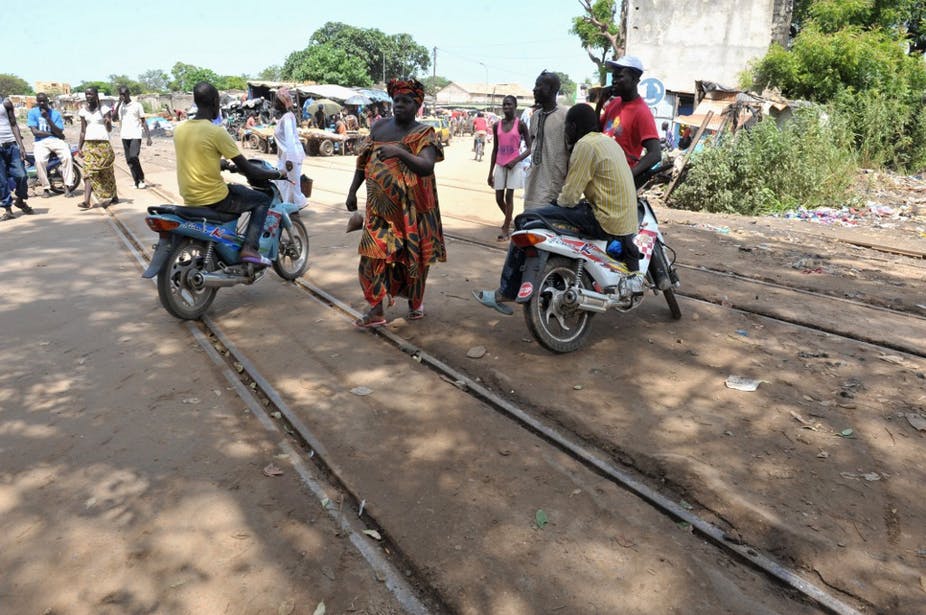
xmin=244 ymin=126 xmax=276 ymax=154
xmin=298 ymin=128 xmax=361 ymax=157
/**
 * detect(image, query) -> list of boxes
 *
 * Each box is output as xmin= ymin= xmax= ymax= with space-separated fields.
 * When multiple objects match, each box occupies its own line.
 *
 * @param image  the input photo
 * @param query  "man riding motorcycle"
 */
xmin=173 ymin=82 xmax=287 ymax=266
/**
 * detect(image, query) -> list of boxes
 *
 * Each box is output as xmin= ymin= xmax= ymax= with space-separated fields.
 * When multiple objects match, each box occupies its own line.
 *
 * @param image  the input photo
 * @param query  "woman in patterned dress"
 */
xmin=77 ymin=86 xmax=118 ymax=209
xmin=345 ymin=78 xmax=446 ymax=327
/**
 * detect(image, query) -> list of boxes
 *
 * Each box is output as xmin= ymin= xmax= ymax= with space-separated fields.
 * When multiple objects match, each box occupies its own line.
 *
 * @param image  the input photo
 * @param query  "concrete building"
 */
xmin=435 ymin=82 xmax=534 ymax=109
xmin=34 ymin=81 xmax=71 ymax=96
xmin=623 ymin=0 xmax=793 ymax=134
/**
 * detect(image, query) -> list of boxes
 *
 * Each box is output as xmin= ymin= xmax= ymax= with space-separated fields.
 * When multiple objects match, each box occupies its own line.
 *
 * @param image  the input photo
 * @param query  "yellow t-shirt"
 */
xmin=173 ymin=119 xmax=241 ymax=205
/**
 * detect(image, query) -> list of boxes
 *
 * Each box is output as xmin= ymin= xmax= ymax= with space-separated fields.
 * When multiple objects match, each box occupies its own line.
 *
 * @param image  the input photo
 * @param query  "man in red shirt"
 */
xmin=595 ymin=55 xmax=661 ymax=189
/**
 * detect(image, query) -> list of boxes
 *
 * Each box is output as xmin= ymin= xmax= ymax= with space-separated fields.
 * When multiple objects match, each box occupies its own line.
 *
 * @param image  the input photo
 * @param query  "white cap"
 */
xmin=605 ymin=55 xmax=644 ymax=73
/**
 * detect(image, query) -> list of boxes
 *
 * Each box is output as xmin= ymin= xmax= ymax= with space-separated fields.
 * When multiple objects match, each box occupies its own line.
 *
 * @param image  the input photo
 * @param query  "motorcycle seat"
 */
xmin=147 ymin=204 xmax=239 ymax=223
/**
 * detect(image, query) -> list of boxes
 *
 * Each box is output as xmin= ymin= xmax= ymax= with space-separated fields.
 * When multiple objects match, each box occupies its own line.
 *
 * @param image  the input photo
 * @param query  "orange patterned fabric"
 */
xmin=355 ymin=124 xmax=446 ymax=308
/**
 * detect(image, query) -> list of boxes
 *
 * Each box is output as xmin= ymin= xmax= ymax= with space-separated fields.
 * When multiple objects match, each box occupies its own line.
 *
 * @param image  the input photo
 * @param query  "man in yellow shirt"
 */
xmin=174 ymin=82 xmax=287 ymax=266
xmin=474 ymin=104 xmax=641 ymax=315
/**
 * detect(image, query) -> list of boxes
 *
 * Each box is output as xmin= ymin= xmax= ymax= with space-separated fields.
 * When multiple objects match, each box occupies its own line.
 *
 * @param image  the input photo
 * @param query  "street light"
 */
xmin=479 ymin=61 xmax=488 ymax=109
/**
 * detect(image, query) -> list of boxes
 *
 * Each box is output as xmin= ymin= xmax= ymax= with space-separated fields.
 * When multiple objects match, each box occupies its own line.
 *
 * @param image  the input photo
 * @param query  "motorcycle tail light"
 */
xmin=145 ymin=217 xmax=180 ymax=232
xmin=510 ymin=232 xmax=546 ymax=248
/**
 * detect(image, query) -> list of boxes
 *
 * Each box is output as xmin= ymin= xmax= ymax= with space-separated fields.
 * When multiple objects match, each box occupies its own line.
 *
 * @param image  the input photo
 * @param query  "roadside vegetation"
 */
xmin=673 ymin=0 xmax=926 ymax=214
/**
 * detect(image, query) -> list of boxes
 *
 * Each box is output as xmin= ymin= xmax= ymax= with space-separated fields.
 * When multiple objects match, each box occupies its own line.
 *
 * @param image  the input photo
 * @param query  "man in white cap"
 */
xmin=595 ymin=55 xmax=661 ymax=189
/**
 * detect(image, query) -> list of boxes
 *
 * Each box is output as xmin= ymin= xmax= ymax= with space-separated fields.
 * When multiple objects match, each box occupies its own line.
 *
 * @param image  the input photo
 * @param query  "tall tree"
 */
xmin=0 ymin=73 xmax=33 ymax=95
xmin=422 ymin=76 xmax=451 ymax=97
xmin=572 ymin=0 xmax=626 ymax=85
xmin=138 ymin=69 xmax=170 ymax=93
xmin=257 ymin=65 xmax=282 ymax=81
xmin=108 ymin=74 xmax=143 ymax=95
xmin=306 ymin=22 xmax=430 ymax=82
xmin=170 ymin=62 xmax=220 ymax=92
xmin=75 ymin=81 xmax=112 ymax=95
xmin=282 ymin=43 xmax=372 ymax=86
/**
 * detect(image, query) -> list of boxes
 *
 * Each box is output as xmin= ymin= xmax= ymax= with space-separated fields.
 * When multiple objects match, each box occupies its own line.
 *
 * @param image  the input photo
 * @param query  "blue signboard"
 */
xmin=639 ymin=78 xmax=665 ymax=106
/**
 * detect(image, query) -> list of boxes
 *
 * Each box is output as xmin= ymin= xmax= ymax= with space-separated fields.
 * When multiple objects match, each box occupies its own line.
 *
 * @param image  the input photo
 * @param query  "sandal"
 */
xmin=496 ymin=232 xmax=510 ymax=241
xmin=472 ymin=290 xmax=513 ymax=316
xmin=78 ymin=202 xmax=92 ymax=210
xmin=407 ymin=308 xmax=425 ymax=320
xmin=353 ymin=311 xmax=387 ymax=328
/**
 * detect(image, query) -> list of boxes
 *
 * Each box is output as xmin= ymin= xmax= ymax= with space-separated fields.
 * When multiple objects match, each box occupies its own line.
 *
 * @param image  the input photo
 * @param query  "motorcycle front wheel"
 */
xmin=48 ymin=165 xmax=82 ymax=194
xmin=523 ymin=256 xmax=594 ymax=353
xmin=157 ymin=239 xmax=218 ymax=320
xmin=272 ymin=215 xmax=310 ymax=281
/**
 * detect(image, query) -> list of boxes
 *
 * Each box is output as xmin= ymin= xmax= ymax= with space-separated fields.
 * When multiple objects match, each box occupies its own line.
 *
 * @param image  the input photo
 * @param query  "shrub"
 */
xmin=671 ymin=107 xmax=858 ymax=214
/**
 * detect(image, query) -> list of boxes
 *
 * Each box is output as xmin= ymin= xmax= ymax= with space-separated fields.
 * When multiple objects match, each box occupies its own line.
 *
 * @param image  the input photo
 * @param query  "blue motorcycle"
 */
xmin=142 ymin=159 xmax=310 ymax=320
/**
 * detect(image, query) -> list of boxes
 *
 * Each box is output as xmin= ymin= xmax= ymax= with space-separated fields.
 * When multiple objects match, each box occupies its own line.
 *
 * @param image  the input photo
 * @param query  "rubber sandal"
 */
xmin=77 ymin=202 xmax=92 ymax=210
xmin=240 ymin=252 xmax=272 ymax=267
xmin=353 ymin=312 xmax=387 ymax=328
xmin=496 ymin=232 xmax=510 ymax=241
xmin=472 ymin=290 xmax=513 ymax=316
xmin=407 ymin=309 xmax=425 ymax=320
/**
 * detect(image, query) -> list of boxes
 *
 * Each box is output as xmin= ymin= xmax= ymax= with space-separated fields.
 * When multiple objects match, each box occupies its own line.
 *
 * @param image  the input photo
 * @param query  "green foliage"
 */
xmin=171 ymin=62 xmax=220 ymax=92
xmin=0 ymin=73 xmax=33 ymax=95
xmin=108 ymin=74 xmax=143 ymax=95
xmin=571 ymin=0 xmax=620 ymax=85
xmin=554 ymin=72 xmax=577 ymax=101
xmin=744 ymin=0 xmax=926 ymax=172
xmin=672 ymin=108 xmax=858 ymax=214
xmin=257 ymin=65 xmax=282 ymax=81
xmin=307 ymin=22 xmax=430 ymax=82
xmin=75 ymin=81 xmax=112 ymax=95
xmin=282 ymin=44 xmax=372 ymax=87
xmin=138 ymin=69 xmax=170 ymax=93
xmin=422 ymin=76 xmax=451 ymax=97
xmin=216 ymin=75 xmax=248 ymax=91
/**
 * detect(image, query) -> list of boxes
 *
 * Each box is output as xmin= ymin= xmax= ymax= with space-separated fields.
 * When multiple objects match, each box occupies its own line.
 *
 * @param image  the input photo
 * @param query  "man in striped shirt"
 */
xmin=473 ymin=104 xmax=642 ymax=315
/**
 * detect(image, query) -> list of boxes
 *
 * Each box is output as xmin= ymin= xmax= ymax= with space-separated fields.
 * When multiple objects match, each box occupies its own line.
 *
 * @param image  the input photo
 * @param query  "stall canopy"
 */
xmin=297 ymin=84 xmax=359 ymax=102
xmin=357 ymin=88 xmax=390 ymax=102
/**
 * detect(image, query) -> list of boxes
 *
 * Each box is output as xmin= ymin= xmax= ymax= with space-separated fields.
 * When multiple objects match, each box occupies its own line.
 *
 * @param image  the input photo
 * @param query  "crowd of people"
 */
xmin=2 ymin=55 xmax=664 ymax=328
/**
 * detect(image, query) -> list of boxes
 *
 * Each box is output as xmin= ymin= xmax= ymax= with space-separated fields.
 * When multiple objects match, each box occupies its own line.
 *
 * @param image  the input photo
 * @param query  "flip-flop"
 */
xmin=472 ymin=290 xmax=513 ymax=316
xmin=407 ymin=309 xmax=425 ymax=320
xmin=496 ymin=232 xmax=510 ymax=241
xmin=353 ymin=312 xmax=387 ymax=328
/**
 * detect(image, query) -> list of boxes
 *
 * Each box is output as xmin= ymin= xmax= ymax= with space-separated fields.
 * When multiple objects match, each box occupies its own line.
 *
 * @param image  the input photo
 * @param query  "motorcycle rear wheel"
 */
xmin=648 ymin=242 xmax=682 ymax=320
xmin=157 ymin=239 xmax=218 ymax=320
xmin=272 ymin=215 xmax=310 ymax=281
xmin=523 ymin=256 xmax=594 ymax=353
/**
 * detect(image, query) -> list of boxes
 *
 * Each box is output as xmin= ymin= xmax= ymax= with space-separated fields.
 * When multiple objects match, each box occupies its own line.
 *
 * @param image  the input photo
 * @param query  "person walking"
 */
xmin=523 ymin=71 xmax=569 ymax=210
xmin=0 ymin=93 xmax=33 ymax=220
xmin=272 ymin=87 xmax=306 ymax=207
xmin=112 ymin=86 xmax=152 ymax=189
xmin=27 ymin=93 xmax=76 ymax=198
xmin=344 ymin=78 xmax=446 ymax=327
xmin=76 ymin=87 xmax=118 ymax=210
xmin=486 ymin=95 xmax=531 ymax=240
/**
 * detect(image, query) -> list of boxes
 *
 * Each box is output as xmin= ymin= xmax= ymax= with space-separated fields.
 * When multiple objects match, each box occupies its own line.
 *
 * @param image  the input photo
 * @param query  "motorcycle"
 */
xmin=509 ymin=197 xmax=681 ymax=353
xmin=7 ymin=145 xmax=83 ymax=196
xmin=141 ymin=159 xmax=310 ymax=320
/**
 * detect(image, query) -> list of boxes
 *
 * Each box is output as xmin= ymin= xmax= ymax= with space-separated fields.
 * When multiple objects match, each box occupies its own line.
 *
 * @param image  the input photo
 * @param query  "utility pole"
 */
xmin=432 ymin=46 xmax=438 ymax=113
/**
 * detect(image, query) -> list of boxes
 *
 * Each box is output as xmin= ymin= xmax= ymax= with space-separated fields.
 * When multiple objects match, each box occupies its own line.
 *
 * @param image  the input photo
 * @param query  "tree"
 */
xmin=0 ymin=73 xmax=33 ymax=95
xmin=554 ymin=72 xmax=578 ymax=102
xmin=75 ymin=80 xmax=112 ymax=95
xmin=170 ymin=62 xmax=220 ymax=92
xmin=307 ymin=22 xmax=430 ymax=82
xmin=257 ymin=65 xmax=282 ymax=81
xmin=422 ymin=76 xmax=451 ymax=97
xmin=108 ymin=74 xmax=143 ymax=95
xmin=217 ymin=75 xmax=248 ymax=91
xmin=282 ymin=43 xmax=372 ymax=87
xmin=138 ymin=69 xmax=170 ymax=93
xmin=571 ymin=0 xmax=626 ymax=85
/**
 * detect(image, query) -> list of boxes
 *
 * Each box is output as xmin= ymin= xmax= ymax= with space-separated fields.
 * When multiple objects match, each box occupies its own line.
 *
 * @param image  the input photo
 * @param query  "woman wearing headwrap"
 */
xmin=272 ymin=86 xmax=306 ymax=206
xmin=345 ymin=78 xmax=446 ymax=327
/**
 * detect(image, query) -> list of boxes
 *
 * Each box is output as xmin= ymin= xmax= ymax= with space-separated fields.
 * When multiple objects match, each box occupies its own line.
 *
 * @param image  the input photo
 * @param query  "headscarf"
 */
xmin=276 ymin=86 xmax=294 ymax=111
xmin=387 ymin=78 xmax=425 ymax=107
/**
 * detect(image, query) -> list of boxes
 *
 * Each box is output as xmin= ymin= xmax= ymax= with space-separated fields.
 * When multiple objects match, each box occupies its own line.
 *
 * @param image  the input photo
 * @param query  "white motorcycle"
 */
xmin=509 ymin=197 xmax=681 ymax=353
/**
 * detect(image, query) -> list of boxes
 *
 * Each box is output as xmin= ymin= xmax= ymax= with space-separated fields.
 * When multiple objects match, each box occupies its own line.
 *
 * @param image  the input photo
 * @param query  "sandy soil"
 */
xmin=3 ymin=122 xmax=924 ymax=613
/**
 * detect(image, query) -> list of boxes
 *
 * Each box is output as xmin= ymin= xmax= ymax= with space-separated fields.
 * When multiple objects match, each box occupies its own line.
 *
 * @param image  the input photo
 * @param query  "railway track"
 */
xmin=100 ymin=170 xmax=872 ymax=614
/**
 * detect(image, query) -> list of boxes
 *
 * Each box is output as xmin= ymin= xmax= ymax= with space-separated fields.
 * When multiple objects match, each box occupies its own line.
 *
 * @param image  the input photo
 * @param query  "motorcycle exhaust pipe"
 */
xmin=563 ymin=288 xmax=614 ymax=313
xmin=193 ymin=271 xmax=251 ymax=288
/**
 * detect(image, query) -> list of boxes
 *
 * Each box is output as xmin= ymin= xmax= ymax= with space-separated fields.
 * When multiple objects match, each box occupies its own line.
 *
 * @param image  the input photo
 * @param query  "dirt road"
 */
xmin=2 ymin=126 xmax=924 ymax=614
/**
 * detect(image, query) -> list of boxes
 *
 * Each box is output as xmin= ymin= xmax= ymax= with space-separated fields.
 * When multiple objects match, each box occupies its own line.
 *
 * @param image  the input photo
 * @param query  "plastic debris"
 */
xmin=535 ymin=509 xmax=549 ymax=529
xmin=725 ymin=375 xmax=765 ymax=391
xmin=262 ymin=463 xmax=284 ymax=477
xmin=363 ymin=529 xmax=382 ymax=540
xmin=350 ymin=386 xmax=373 ymax=396
xmin=906 ymin=414 xmax=926 ymax=432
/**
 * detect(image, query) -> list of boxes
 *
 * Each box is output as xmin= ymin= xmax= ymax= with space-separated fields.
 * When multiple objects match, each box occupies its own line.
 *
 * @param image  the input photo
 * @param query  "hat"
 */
xmin=605 ymin=55 xmax=644 ymax=73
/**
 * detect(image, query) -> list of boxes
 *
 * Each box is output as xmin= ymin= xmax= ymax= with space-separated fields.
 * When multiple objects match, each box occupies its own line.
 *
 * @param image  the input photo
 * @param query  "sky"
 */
xmin=8 ymin=1 xmax=602 ymax=92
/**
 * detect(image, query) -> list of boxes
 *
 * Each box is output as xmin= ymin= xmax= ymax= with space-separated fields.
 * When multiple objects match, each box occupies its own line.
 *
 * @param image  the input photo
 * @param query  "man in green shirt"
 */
xmin=473 ymin=104 xmax=642 ymax=315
